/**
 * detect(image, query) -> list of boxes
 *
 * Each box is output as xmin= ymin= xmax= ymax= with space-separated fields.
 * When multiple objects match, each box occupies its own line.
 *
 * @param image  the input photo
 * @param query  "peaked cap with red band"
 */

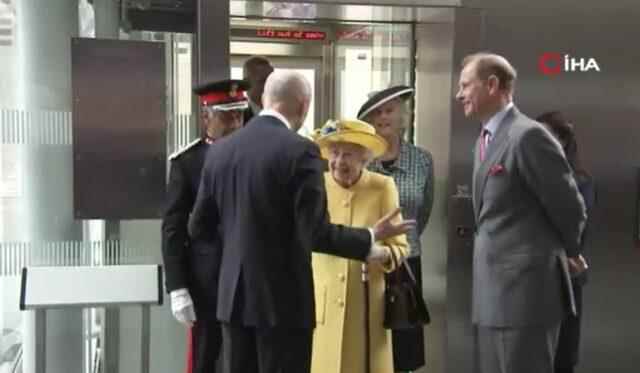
xmin=193 ymin=79 xmax=249 ymax=111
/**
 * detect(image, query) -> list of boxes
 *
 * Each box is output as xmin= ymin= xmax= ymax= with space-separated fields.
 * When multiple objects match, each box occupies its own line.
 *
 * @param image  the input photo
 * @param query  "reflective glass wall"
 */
xmin=171 ymin=20 xmax=413 ymax=139
xmin=0 ymin=1 xmax=187 ymax=372
xmin=0 ymin=2 xmax=415 ymax=372
xmin=334 ymin=23 xmax=413 ymax=122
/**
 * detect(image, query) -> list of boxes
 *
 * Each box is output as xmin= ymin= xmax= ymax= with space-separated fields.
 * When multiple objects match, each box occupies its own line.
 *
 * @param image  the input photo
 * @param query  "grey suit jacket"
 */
xmin=472 ymin=106 xmax=587 ymax=328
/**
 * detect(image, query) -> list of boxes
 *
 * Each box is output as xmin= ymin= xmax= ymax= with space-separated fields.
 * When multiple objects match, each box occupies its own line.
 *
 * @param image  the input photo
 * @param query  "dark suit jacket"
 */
xmin=189 ymin=114 xmax=371 ymax=328
xmin=161 ymin=139 xmax=220 ymax=312
xmin=555 ymin=175 xmax=595 ymax=367
xmin=573 ymin=175 xmax=596 ymax=285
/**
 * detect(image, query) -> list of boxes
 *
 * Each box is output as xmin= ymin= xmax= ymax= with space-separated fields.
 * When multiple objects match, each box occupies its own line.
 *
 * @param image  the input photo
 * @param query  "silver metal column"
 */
xmin=16 ymin=1 xmax=84 ymax=372
xmin=17 ymin=1 xmax=82 ymax=240
xmin=94 ymin=0 xmax=120 ymax=39
xmin=92 ymin=2 xmax=122 ymax=370
xmin=192 ymin=0 xmax=230 ymax=138
xmin=447 ymin=8 xmax=485 ymax=373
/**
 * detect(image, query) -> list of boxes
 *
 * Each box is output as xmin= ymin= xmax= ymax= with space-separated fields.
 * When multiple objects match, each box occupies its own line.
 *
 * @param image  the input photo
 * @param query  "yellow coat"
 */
xmin=311 ymin=170 xmax=409 ymax=373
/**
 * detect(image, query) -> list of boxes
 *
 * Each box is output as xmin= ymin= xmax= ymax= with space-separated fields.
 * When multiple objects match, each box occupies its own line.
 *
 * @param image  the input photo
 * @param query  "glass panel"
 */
xmin=334 ymin=23 xmax=413 ymax=134
xmin=171 ymin=34 xmax=197 ymax=154
xmin=1 ymin=2 xmax=184 ymax=372
xmin=340 ymin=48 xmax=373 ymax=119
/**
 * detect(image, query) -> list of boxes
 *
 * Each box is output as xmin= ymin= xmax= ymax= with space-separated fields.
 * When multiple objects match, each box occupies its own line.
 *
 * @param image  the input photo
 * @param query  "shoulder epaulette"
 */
xmin=169 ymin=138 xmax=202 ymax=160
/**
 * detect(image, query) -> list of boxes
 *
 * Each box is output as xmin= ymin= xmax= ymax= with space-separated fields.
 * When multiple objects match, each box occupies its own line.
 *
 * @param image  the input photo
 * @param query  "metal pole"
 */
xmin=34 ymin=310 xmax=46 ymax=373
xmin=193 ymin=0 xmax=230 ymax=139
xmin=140 ymin=305 xmax=151 ymax=373
xmin=94 ymin=0 xmax=120 ymax=39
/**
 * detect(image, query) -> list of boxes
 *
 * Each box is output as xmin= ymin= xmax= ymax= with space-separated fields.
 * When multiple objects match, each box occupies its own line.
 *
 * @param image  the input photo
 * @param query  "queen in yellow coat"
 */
xmin=311 ymin=119 xmax=409 ymax=373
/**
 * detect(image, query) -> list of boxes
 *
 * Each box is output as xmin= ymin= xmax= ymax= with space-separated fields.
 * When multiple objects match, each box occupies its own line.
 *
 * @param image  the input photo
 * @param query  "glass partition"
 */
xmin=334 ymin=23 xmax=414 ymax=137
xmin=0 ymin=3 xmax=415 ymax=372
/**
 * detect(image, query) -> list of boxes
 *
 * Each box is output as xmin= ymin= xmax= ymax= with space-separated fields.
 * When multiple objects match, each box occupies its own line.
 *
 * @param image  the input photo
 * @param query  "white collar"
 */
xmin=483 ymin=101 xmax=514 ymax=137
xmin=260 ymin=109 xmax=292 ymax=130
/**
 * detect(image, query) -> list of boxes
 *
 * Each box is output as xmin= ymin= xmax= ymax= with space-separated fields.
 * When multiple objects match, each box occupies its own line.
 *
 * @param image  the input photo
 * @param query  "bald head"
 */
xmin=263 ymin=70 xmax=311 ymax=131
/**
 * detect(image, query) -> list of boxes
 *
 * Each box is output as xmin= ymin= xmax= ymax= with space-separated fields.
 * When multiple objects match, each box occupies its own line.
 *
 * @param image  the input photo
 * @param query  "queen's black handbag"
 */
xmin=383 ymin=250 xmax=431 ymax=330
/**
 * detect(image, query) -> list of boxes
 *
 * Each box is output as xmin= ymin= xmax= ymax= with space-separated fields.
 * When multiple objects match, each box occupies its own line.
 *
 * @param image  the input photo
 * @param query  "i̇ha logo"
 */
xmin=538 ymin=52 xmax=601 ymax=76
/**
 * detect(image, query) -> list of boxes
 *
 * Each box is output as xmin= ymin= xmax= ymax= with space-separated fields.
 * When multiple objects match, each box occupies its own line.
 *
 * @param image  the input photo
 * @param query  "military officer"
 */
xmin=161 ymin=79 xmax=248 ymax=373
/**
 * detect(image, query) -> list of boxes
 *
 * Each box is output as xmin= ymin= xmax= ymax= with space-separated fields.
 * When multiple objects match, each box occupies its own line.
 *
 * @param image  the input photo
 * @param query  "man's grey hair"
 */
xmin=262 ymin=70 xmax=311 ymax=109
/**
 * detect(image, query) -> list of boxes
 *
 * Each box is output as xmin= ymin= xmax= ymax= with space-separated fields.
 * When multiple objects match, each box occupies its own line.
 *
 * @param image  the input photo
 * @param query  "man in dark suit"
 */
xmin=189 ymin=70 xmax=414 ymax=373
xmin=242 ymin=56 xmax=273 ymax=123
xmin=161 ymin=79 xmax=248 ymax=373
xmin=455 ymin=52 xmax=588 ymax=373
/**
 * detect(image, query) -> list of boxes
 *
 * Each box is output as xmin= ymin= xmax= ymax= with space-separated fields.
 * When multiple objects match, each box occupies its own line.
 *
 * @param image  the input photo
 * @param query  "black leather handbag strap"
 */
xmin=388 ymin=248 xmax=401 ymax=283
xmin=388 ymin=248 xmax=417 ymax=285
xmin=401 ymin=257 xmax=417 ymax=284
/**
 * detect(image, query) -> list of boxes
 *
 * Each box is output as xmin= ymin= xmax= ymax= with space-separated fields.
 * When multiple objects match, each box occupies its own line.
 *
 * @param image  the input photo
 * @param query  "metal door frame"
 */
xmin=230 ymin=39 xmax=334 ymax=130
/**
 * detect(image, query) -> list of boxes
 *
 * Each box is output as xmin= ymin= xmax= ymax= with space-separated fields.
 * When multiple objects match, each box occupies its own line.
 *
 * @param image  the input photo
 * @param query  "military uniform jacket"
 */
xmin=162 ymin=139 xmax=220 ymax=309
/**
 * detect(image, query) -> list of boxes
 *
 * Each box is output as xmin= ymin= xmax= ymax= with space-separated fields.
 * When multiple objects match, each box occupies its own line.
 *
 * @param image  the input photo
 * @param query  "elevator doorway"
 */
xmin=231 ymin=52 xmax=325 ymax=138
xmin=228 ymin=20 xmax=414 ymax=133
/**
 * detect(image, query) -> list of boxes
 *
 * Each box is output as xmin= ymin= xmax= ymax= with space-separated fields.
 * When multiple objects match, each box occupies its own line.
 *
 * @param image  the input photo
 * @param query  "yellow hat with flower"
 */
xmin=314 ymin=119 xmax=388 ymax=159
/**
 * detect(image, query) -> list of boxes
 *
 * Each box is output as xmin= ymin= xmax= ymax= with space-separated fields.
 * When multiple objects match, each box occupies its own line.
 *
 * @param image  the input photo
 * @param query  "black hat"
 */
xmin=193 ymin=79 xmax=249 ymax=111
xmin=357 ymin=85 xmax=414 ymax=120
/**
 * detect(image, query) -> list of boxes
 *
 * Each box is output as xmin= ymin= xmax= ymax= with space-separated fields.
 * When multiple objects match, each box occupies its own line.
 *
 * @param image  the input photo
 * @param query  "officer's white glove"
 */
xmin=367 ymin=243 xmax=390 ymax=264
xmin=170 ymin=288 xmax=196 ymax=327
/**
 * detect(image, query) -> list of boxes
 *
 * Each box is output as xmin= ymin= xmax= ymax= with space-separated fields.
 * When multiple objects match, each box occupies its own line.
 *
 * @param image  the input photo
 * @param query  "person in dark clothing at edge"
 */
xmin=537 ymin=110 xmax=596 ymax=373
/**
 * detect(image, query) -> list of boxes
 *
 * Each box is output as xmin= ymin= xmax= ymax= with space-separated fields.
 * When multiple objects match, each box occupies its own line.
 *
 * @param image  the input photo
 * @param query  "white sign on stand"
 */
xmin=20 ymin=265 xmax=163 ymax=373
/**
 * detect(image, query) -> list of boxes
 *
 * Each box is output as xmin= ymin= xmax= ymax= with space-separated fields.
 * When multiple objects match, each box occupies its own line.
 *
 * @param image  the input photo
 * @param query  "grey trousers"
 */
xmin=476 ymin=323 xmax=561 ymax=373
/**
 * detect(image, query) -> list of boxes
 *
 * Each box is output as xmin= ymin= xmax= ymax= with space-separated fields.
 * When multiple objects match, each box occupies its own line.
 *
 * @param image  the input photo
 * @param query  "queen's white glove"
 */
xmin=367 ymin=244 xmax=390 ymax=264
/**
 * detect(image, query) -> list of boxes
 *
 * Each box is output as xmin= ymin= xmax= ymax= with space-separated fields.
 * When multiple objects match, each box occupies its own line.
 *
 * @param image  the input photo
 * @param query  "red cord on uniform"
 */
xmin=185 ymin=327 xmax=193 ymax=373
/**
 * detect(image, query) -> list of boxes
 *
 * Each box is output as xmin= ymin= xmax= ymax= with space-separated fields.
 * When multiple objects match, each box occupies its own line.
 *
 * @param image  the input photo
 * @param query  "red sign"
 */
xmin=538 ymin=52 xmax=563 ymax=76
xmin=538 ymin=52 xmax=602 ymax=76
xmin=337 ymin=29 xmax=372 ymax=41
xmin=256 ymin=29 xmax=326 ymax=41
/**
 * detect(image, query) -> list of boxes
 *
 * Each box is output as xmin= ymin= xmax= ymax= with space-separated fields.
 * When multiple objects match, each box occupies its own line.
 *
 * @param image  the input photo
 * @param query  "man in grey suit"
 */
xmin=455 ymin=52 xmax=588 ymax=373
